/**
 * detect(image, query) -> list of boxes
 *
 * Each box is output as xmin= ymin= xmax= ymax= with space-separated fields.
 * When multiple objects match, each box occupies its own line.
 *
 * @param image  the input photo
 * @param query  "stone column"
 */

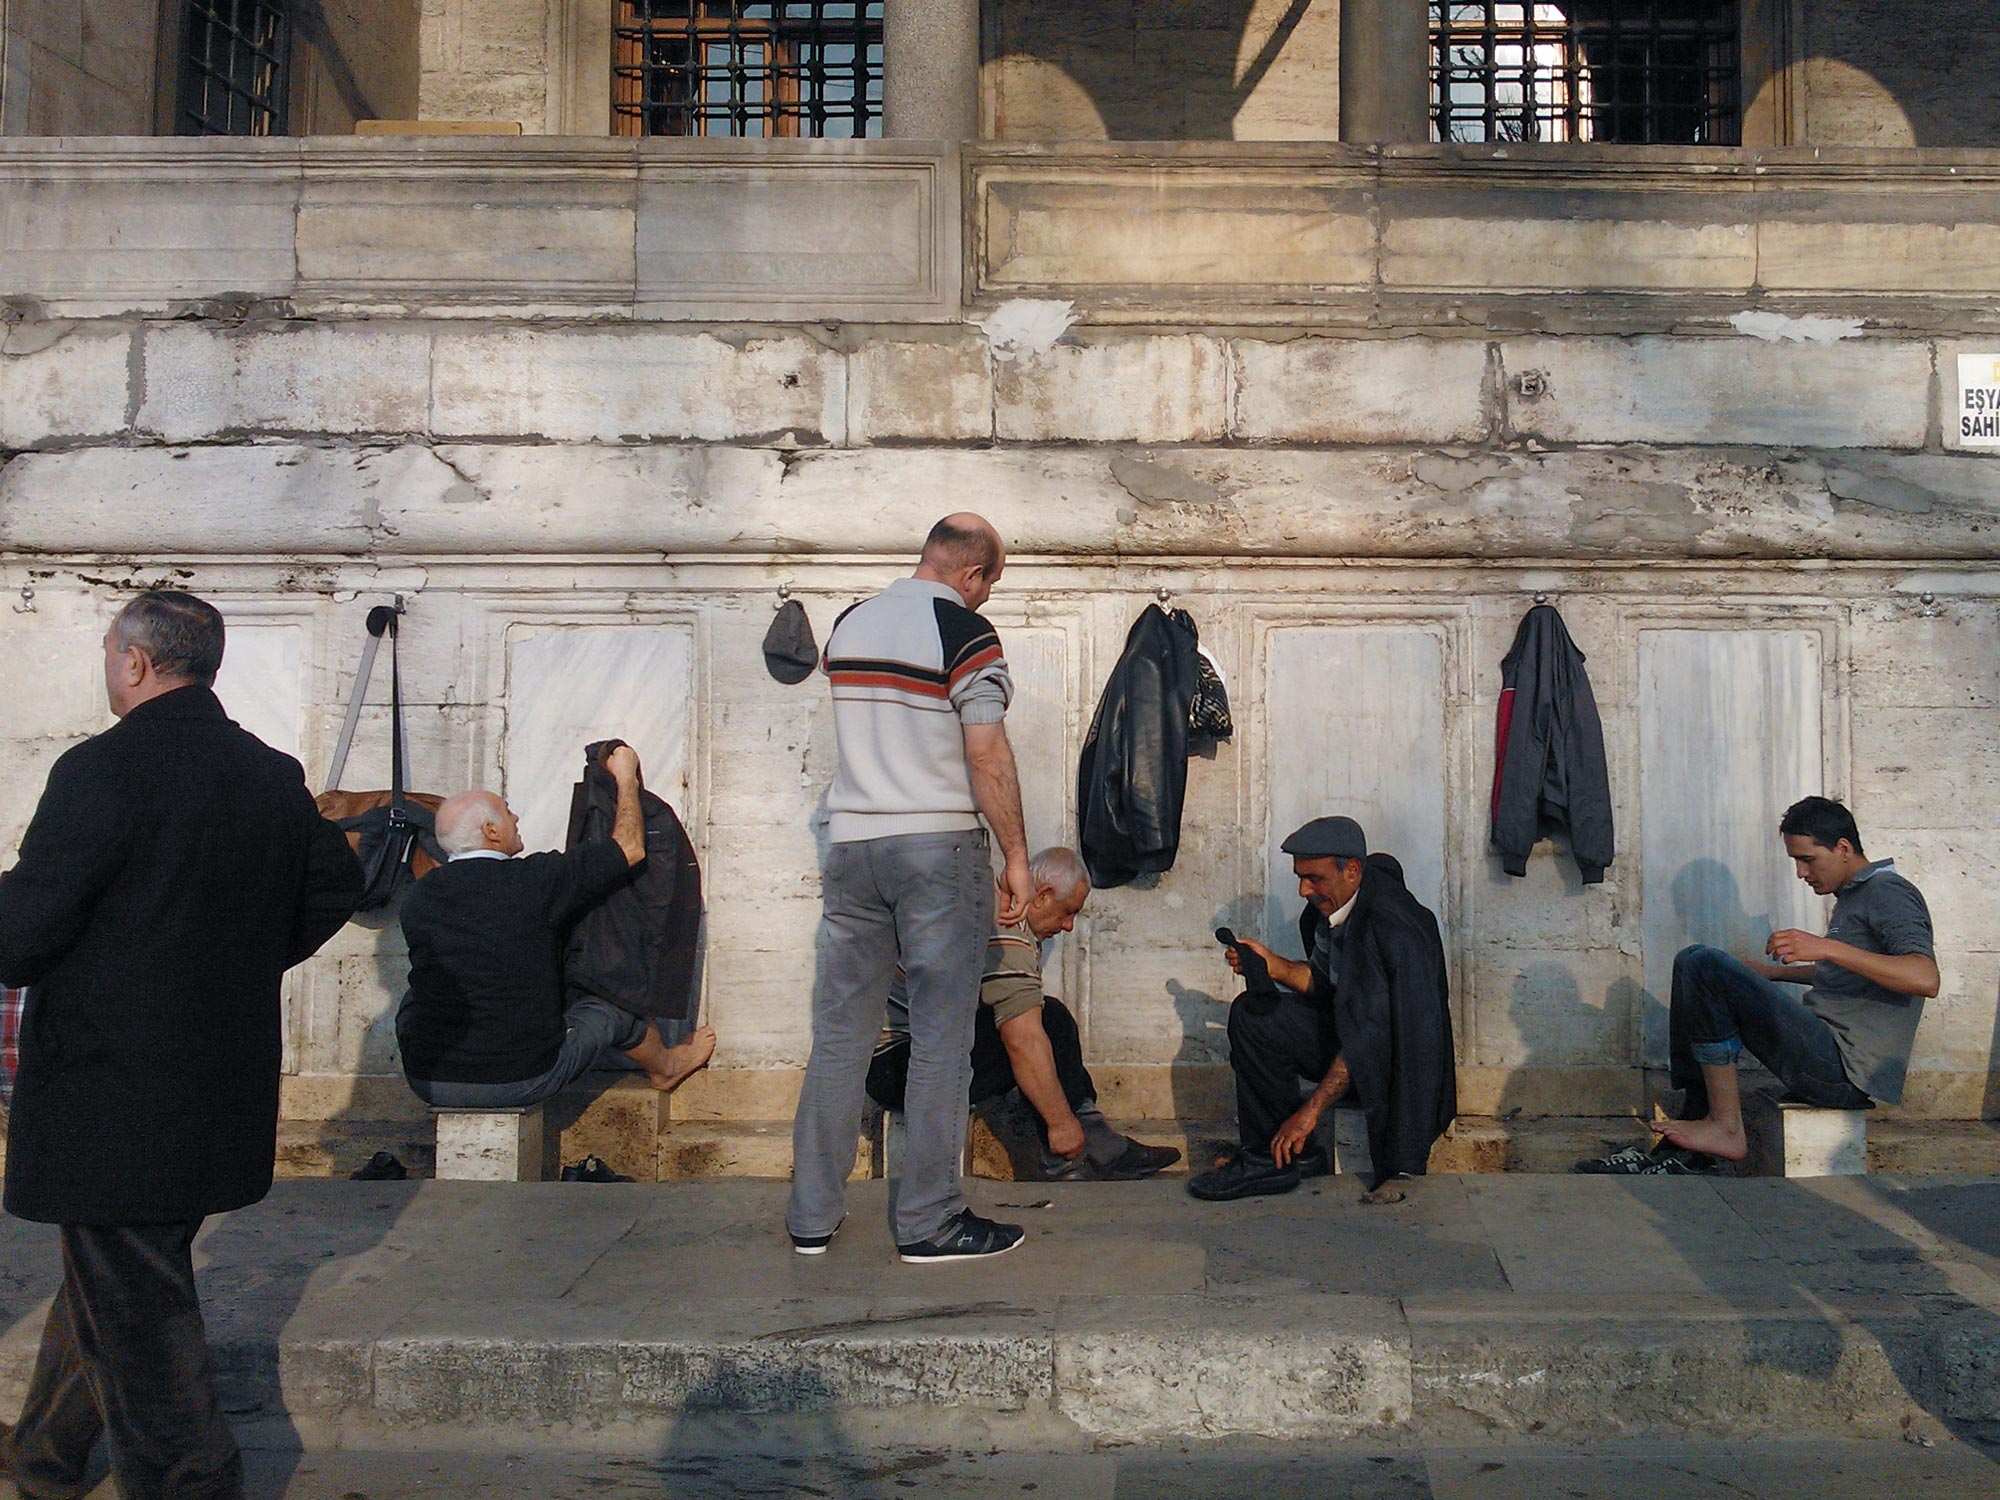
xmin=1339 ymin=0 xmax=1432 ymax=143
xmin=882 ymin=0 xmax=981 ymax=140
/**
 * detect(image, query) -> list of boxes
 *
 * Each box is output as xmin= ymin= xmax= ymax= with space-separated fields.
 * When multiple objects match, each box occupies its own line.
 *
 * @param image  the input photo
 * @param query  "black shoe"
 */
xmin=1292 ymin=1144 xmax=1334 ymax=1180
xmin=1635 ymin=1148 xmax=1717 ymax=1177
xmin=1041 ymin=1152 xmax=1102 ymax=1182
xmin=1572 ymin=1144 xmax=1659 ymax=1175
xmin=1187 ymin=1149 xmax=1301 ymax=1202
xmin=897 ymin=1209 xmax=1024 ymax=1264
xmin=1097 ymin=1139 xmax=1183 ymax=1181
xmin=790 ymin=1214 xmax=846 ymax=1256
xmin=560 ymin=1156 xmax=632 ymax=1183
xmin=350 ymin=1150 xmax=407 ymax=1182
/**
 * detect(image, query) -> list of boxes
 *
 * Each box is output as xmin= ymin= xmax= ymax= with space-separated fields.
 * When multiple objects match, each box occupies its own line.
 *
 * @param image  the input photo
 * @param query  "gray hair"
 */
xmin=435 ymin=790 xmax=507 ymax=855
xmin=1028 ymin=846 xmax=1090 ymax=898
xmin=111 ymin=591 xmax=225 ymax=685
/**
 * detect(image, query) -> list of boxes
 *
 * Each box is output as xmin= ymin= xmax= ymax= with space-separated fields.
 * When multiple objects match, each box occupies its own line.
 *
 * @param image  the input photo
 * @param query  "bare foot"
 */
xmin=1645 ymin=1114 xmax=1747 ymax=1162
xmin=644 ymin=1026 xmax=717 ymax=1094
xmin=1360 ymin=1181 xmax=1407 ymax=1205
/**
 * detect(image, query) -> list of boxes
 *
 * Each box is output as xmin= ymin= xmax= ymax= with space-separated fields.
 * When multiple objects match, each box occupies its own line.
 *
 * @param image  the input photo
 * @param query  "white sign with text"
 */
xmin=1960 ymin=353 xmax=2000 ymax=448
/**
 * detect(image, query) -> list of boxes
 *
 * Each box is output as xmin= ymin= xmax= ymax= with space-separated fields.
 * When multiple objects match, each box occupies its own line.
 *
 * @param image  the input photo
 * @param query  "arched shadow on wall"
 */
xmin=987 ymin=0 xmax=1316 ymax=140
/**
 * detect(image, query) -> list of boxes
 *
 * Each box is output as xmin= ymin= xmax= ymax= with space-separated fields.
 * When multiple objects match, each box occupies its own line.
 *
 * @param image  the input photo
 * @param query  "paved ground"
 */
xmin=27 ymin=1434 xmax=2000 ymax=1499
xmin=5 ymin=1174 xmax=2000 ymax=1456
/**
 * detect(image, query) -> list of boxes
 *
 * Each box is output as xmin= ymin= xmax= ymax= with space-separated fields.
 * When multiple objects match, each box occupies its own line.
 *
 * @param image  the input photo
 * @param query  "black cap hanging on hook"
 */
xmin=763 ymin=586 xmax=819 ymax=685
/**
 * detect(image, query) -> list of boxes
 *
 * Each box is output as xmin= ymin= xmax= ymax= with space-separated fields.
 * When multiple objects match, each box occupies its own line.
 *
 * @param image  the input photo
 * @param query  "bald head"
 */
xmin=916 ymin=513 xmax=1005 ymax=609
xmin=435 ymin=790 xmax=520 ymax=856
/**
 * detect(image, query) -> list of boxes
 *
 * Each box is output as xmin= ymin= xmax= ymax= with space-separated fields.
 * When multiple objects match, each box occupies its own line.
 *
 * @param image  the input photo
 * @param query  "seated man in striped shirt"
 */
xmin=867 ymin=846 xmax=1181 ymax=1183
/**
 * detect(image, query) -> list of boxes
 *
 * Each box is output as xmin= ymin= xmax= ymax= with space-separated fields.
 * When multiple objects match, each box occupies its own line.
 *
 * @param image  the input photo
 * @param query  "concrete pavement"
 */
xmin=4 ymin=1174 xmax=2000 ymax=1453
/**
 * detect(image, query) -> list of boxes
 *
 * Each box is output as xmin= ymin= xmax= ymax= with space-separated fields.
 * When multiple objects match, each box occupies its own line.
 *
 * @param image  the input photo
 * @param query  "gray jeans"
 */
xmin=406 ymin=997 xmax=648 ymax=1109
xmin=788 ymin=828 xmax=994 ymax=1247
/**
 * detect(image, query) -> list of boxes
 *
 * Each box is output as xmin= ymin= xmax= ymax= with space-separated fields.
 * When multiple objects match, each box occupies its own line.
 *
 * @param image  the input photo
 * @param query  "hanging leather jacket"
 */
xmin=1076 ymin=605 xmax=1200 ymax=888
xmin=1490 ymin=604 xmax=1615 ymax=884
xmin=562 ymin=740 xmax=704 ymax=1039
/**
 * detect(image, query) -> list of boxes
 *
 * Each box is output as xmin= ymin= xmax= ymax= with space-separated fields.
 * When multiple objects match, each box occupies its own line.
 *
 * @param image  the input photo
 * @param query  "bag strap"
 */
xmin=323 ymin=601 xmax=403 ymax=796
xmin=387 ymin=609 xmax=408 ymax=809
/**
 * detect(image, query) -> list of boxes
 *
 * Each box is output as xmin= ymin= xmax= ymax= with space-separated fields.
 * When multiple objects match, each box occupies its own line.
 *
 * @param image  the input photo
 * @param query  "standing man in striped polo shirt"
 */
xmin=788 ymin=514 xmax=1035 ymax=1263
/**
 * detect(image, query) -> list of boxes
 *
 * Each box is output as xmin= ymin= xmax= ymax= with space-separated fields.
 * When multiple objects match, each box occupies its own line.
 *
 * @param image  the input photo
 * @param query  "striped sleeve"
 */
xmin=980 ymin=919 xmax=1043 ymax=1025
xmin=935 ymin=600 xmax=1012 ymax=724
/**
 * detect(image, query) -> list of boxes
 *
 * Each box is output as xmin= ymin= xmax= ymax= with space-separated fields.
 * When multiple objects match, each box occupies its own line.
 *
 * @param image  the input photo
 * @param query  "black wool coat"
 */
xmin=0 ymin=686 xmax=361 ymax=1225
xmin=562 ymin=740 xmax=703 ymax=1033
xmin=1301 ymin=855 xmax=1457 ymax=1188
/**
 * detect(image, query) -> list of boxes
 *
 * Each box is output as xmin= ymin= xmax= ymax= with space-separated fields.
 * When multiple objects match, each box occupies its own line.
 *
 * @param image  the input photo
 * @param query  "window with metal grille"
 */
xmin=177 ymin=0 xmax=291 ymax=136
xmin=1430 ymin=2 xmax=1739 ymax=145
xmin=612 ymin=2 xmax=883 ymax=138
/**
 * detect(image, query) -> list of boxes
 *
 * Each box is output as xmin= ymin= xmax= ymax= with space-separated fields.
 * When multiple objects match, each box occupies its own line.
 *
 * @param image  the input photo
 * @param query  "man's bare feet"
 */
xmin=643 ymin=1025 xmax=716 ymax=1094
xmin=1646 ymin=1114 xmax=1747 ymax=1161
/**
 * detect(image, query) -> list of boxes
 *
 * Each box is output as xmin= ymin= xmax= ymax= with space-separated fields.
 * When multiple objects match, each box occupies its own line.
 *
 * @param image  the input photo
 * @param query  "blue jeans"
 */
xmin=406 ymin=997 xmax=649 ymax=1109
xmin=1669 ymin=945 xmax=1873 ymax=1116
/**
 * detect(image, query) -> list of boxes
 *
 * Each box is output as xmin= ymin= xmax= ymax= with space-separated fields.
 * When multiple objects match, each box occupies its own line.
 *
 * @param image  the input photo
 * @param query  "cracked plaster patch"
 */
xmin=1728 ymin=311 xmax=1866 ymax=344
xmin=975 ymin=299 xmax=1080 ymax=362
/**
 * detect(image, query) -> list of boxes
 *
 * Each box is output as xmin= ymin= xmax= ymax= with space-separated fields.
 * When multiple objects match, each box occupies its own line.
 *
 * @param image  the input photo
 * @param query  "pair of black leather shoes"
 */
xmin=1185 ymin=1144 xmax=1332 ymax=1201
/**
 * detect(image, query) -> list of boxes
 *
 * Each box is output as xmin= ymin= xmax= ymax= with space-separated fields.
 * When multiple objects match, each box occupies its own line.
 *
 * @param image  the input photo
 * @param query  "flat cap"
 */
xmin=762 ymin=599 xmax=819 ymax=685
xmin=1280 ymin=815 xmax=1367 ymax=861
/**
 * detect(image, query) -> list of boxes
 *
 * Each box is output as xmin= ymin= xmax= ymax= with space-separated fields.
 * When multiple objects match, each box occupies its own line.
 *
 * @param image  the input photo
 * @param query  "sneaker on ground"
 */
xmin=349 ymin=1150 xmax=408 ymax=1182
xmin=1186 ymin=1148 xmax=1302 ymax=1201
xmin=897 ymin=1209 xmax=1024 ymax=1264
xmin=1041 ymin=1152 xmax=1101 ymax=1183
xmin=1636 ymin=1149 xmax=1716 ymax=1176
xmin=1572 ymin=1144 xmax=1660 ymax=1175
xmin=789 ymin=1214 xmax=846 ymax=1256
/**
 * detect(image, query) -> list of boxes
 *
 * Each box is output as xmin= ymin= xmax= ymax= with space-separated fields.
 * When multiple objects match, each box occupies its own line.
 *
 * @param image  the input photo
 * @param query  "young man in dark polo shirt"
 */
xmin=397 ymin=744 xmax=716 ymax=1109
xmin=1581 ymin=796 xmax=1938 ymax=1173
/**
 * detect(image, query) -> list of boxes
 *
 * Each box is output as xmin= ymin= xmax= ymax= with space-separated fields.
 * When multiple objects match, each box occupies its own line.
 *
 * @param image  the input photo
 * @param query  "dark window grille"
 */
xmin=613 ymin=2 xmax=883 ymax=139
xmin=177 ymin=0 xmax=291 ymax=136
xmin=1430 ymin=2 xmax=1739 ymax=145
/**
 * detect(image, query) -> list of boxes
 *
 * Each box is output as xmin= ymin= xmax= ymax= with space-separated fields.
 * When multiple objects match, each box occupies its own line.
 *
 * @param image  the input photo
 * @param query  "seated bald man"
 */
xmin=396 ymin=744 xmax=715 ymax=1112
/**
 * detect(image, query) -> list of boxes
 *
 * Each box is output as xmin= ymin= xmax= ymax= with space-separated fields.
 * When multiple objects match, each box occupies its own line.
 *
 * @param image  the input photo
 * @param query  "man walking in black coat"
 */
xmin=0 ymin=591 xmax=362 ymax=1500
xmin=1190 ymin=816 xmax=1456 ymax=1206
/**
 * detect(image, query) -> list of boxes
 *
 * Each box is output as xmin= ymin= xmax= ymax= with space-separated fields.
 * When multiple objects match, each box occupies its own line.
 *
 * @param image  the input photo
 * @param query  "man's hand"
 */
xmin=1766 ymin=928 xmax=1831 ymax=965
xmin=1046 ymin=1114 xmax=1086 ymax=1159
xmin=1270 ymin=1102 xmax=1323 ymax=1169
xmin=606 ymin=743 xmax=640 ymax=784
xmin=1225 ymin=936 xmax=1312 ymax=995
xmin=996 ymin=854 xmax=1034 ymax=926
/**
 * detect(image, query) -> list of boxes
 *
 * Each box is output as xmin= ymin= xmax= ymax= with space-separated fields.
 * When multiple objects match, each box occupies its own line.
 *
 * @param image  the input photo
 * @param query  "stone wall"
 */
xmin=0 ymin=0 xmax=160 ymax=135
xmin=1800 ymin=2 xmax=2000 ymax=148
xmin=2 ymin=139 xmax=1997 ymax=1144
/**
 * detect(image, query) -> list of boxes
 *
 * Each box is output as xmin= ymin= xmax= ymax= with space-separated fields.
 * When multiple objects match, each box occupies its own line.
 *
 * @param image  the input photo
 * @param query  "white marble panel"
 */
xmin=213 ymin=621 xmax=304 ymax=764
xmin=1262 ymin=626 xmax=1447 ymax=960
xmin=1638 ymin=629 xmax=1826 ymax=1064
xmin=503 ymin=625 xmax=694 ymax=856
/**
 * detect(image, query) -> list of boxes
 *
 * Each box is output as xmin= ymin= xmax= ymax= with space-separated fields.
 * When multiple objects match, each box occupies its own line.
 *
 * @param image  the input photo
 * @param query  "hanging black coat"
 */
xmin=562 ymin=740 xmax=704 ymax=1039
xmin=1299 ymin=854 xmax=1456 ymax=1189
xmin=1077 ymin=605 xmax=1200 ymax=889
xmin=1490 ymin=604 xmax=1615 ymax=885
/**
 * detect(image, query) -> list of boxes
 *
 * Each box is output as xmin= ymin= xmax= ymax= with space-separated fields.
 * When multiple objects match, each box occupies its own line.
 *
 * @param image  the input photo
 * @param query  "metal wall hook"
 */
xmin=1155 ymin=585 xmax=1173 ymax=604
xmin=1532 ymin=592 xmax=1550 ymax=605
xmin=776 ymin=582 xmax=794 ymax=605
xmin=1918 ymin=592 xmax=1942 ymax=618
xmin=11 ymin=585 xmax=34 ymax=614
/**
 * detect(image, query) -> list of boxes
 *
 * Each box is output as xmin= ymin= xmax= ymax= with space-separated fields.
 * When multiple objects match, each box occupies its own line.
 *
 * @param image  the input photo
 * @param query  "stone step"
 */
xmin=267 ymin=1112 xmax=2000 ymax=1182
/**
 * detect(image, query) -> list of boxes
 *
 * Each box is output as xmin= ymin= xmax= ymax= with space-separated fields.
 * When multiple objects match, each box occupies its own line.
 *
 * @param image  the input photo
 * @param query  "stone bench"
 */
xmin=1742 ymin=1093 xmax=1868 ymax=1177
xmin=433 ymin=1105 xmax=546 ymax=1182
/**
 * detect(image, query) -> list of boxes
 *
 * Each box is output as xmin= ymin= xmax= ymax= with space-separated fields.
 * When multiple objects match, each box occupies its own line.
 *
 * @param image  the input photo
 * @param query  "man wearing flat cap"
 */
xmin=1190 ymin=815 xmax=1456 ymax=1204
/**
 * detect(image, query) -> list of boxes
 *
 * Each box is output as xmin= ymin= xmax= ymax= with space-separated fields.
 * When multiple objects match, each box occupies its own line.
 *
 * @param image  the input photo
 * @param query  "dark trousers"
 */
xmin=868 ymin=997 xmax=1098 ymax=1119
xmin=1669 ymin=945 xmax=1873 ymax=1117
xmin=1226 ymin=989 xmax=1340 ymax=1152
xmin=6 ymin=1221 xmax=243 ymax=1500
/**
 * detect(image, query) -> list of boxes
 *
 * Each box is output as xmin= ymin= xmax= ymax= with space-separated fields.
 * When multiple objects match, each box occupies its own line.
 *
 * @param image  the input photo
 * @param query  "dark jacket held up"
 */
xmin=0 ymin=686 xmax=362 ymax=1225
xmin=562 ymin=739 xmax=704 ymax=1036
xmin=1490 ymin=603 xmax=1615 ymax=884
xmin=1077 ymin=605 xmax=1200 ymax=889
xmin=1300 ymin=854 xmax=1456 ymax=1189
